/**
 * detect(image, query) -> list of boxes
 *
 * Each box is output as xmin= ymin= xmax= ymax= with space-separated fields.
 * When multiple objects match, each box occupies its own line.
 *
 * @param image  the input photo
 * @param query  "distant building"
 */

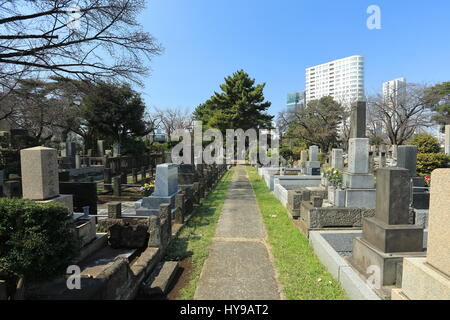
xmin=305 ymin=55 xmax=365 ymax=108
xmin=151 ymin=128 xmax=168 ymax=143
xmin=287 ymin=91 xmax=306 ymax=110
xmin=382 ymin=77 xmax=407 ymax=105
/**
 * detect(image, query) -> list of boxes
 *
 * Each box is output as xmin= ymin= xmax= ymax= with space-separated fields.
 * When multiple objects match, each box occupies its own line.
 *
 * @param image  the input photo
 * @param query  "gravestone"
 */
xmin=350 ymin=168 xmax=424 ymax=287
xmin=397 ymin=145 xmax=428 ymax=209
xmin=113 ymin=143 xmax=121 ymax=157
xmin=21 ymin=146 xmax=59 ymax=200
xmin=305 ymin=146 xmax=320 ymax=175
xmin=20 ymin=146 xmax=73 ymax=212
xmin=135 ymin=163 xmax=179 ymax=216
xmin=349 ymin=101 xmax=366 ymax=138
xmin=97 ymin=140 xmax=105 ymax=157
xmin=331 ymin=149 xmax=344 ymax=170
xmin=59 ymin=182 xmax=98 ymax=215
xmin=397 ymin=145 xmax=417 ymax=177
xmin=392 ymin=169 xmax=450 ymax=300
xmin=341 ymin=101 xmax=375 ymax=207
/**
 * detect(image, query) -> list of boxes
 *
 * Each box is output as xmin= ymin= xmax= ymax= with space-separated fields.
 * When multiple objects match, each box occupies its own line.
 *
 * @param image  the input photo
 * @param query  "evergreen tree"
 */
xmin=194 ymin=70 xmax=273 ymax=132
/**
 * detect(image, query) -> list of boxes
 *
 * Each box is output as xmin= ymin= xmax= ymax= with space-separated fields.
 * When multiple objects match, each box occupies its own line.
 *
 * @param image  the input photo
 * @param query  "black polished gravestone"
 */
xmin=59 ymin=182 xmax=97 ymax=215
xmin=350 ymin=167 xmax=425 ymax=287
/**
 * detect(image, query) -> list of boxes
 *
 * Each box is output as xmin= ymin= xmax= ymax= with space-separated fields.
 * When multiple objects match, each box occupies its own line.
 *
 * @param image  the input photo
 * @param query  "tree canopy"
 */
xmin=193 ymin=70 xmax=273 ymax=132
xmin=81 ymin=81 xmax=152 ymax=146
xmin=279 ymin=96 xmax=345 ymax=152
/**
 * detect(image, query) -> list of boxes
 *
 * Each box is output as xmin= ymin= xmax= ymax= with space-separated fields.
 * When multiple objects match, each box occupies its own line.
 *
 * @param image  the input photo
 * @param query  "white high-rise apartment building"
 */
xmin=382 ymin=77 xmax=407 ymax=104
xmin=305 ymin=55 xmax=365 ymax=107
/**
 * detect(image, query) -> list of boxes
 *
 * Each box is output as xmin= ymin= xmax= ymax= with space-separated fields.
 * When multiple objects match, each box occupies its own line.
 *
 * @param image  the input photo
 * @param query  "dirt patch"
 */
xmin=166 ymin=257 xmax=193 ymax=300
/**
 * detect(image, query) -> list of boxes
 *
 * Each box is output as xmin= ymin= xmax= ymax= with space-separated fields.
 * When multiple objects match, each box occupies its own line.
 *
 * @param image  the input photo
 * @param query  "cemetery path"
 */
xmin=194 ymin=166 xmax=282 ymax=300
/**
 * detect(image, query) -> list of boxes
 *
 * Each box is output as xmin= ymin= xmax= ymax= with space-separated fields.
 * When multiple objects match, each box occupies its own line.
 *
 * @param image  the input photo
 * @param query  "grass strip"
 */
xmin=247 ymin=166 xmax=348 ymax=300
xmin=165 ymin=169 xmax=233 ymax=299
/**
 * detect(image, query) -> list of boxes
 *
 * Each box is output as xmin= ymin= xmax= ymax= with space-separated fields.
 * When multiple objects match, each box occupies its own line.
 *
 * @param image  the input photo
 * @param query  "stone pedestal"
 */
xmin=350 ymin=168 xmax=425 ymax=287
xmin=36 ymin=194 xmax=74 ymax=214
xmin=392 ymin=258 xmax=450 ymax=300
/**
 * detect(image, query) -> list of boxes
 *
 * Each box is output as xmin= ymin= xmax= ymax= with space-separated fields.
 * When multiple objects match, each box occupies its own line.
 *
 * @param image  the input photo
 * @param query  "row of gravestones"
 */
xmin=97 ymin=163 xmax=229 ymax=250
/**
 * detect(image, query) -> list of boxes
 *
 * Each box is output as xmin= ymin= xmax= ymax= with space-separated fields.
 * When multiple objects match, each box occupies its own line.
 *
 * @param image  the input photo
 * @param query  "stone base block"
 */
xmin=138 ymin=191 xmax=179 ymax=216
xmin=36 ymin=194 xmax=73 ymax=214
xmin=412 ymin=192 xmax=430 ymax=209
xmin=392 ymin=257 xmax=450 ymax=300
xmin=74 ymin=216 xmax=97 ymax=247
xmin=343 ymin=172 xmax=375 ymax=189
xmin=300 ymin=201 xmax=375 ymax=229
xmin=350 ymin=237 xmax=425 ymax=286
xmin=345 ymin=189 xmax=375 ymax=207
xmin=306 ymin=161 xmax=320 ymax=168
xmin=362 ymin=218 xmax=424 ymax=253
xmin=305 ymin=167 xmax=321 ymax=176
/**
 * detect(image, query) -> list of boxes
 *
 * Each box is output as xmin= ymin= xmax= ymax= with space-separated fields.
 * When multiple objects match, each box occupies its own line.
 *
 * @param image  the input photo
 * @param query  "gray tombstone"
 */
xmin=350 ymin=101 xmax=367 ymax=139
xmin=331 ymin=149 xmax=344 ymax=170
xmin=397 ymin=145 xmax=417 ymax=177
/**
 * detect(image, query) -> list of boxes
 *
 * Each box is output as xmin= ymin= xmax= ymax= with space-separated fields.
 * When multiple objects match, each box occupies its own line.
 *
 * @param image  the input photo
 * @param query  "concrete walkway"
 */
xmin=194 ymin=166 xmax=281 ymax=300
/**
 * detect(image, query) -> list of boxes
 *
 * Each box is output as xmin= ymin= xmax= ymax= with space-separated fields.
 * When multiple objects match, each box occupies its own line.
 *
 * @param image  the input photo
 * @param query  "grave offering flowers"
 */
xmin=424 ymin=175 xmax=431 ymax=187
xmin=140 ymin=183 xmax=154 ymax=196
xmin=324 ymin=167 xmax=343 ymax=188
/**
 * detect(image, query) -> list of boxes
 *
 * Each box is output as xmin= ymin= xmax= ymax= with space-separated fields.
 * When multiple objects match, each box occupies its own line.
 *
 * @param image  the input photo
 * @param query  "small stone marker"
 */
xmin=108 ymin=202 xmax=122 ymax=219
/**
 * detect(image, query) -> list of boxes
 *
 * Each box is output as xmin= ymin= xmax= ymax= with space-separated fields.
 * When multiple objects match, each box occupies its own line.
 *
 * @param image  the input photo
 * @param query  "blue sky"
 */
xmin=138 ymin=0 xmax=450 ymax=116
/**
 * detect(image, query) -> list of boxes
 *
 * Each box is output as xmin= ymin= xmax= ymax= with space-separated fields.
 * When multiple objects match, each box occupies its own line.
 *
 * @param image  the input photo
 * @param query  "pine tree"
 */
xmin=194 ymin=70 xmax=273 ymax=132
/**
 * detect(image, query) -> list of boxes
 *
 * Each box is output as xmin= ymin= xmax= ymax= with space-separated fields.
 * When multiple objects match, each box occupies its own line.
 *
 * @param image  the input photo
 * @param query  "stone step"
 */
xmin=141 ymin=261 xmax=180 ymax=297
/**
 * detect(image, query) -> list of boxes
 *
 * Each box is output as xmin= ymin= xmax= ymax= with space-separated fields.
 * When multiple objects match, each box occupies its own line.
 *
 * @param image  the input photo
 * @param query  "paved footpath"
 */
xmin=194 ymin=166 xmax=281 ymax=300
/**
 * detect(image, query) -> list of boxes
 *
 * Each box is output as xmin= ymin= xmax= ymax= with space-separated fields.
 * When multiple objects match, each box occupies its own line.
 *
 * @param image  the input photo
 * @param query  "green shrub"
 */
xmin=0 ymin=199 xmax=81 ymax=284
xmin=411 ymin=133 xmax=441 ymax=153
xmin=416 ymin=153 xmax=450 ymax=176
xmin=324 ymin=167 xmax=343 ymax=188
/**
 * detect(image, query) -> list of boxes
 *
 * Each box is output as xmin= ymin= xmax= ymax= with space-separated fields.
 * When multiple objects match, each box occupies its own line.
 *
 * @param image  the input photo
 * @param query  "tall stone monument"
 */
xmin=392 ymin=169 xmax=450 ymax=300
xmin=342 ymin=101 xmax=376 ymax=207
xmin=350 ymin=167 xmax=425 ymax=288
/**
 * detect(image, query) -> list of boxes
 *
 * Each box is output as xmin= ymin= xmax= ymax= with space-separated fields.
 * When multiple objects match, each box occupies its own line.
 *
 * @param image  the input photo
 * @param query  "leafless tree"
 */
xmin=0 ymin=0 xmax=162 ymax=99
xmin=153 ymin=106 xmax=193 ymax=138
xmin=367 ymin=83 xmax=434 ymax=145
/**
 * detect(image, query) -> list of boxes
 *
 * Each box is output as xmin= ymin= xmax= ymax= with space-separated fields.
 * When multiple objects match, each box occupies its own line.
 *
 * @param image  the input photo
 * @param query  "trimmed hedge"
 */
xmin=416 ymin=153 xmax=450 ymax=176
xmin=0 ymin=199 xmax=80 ymax=283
